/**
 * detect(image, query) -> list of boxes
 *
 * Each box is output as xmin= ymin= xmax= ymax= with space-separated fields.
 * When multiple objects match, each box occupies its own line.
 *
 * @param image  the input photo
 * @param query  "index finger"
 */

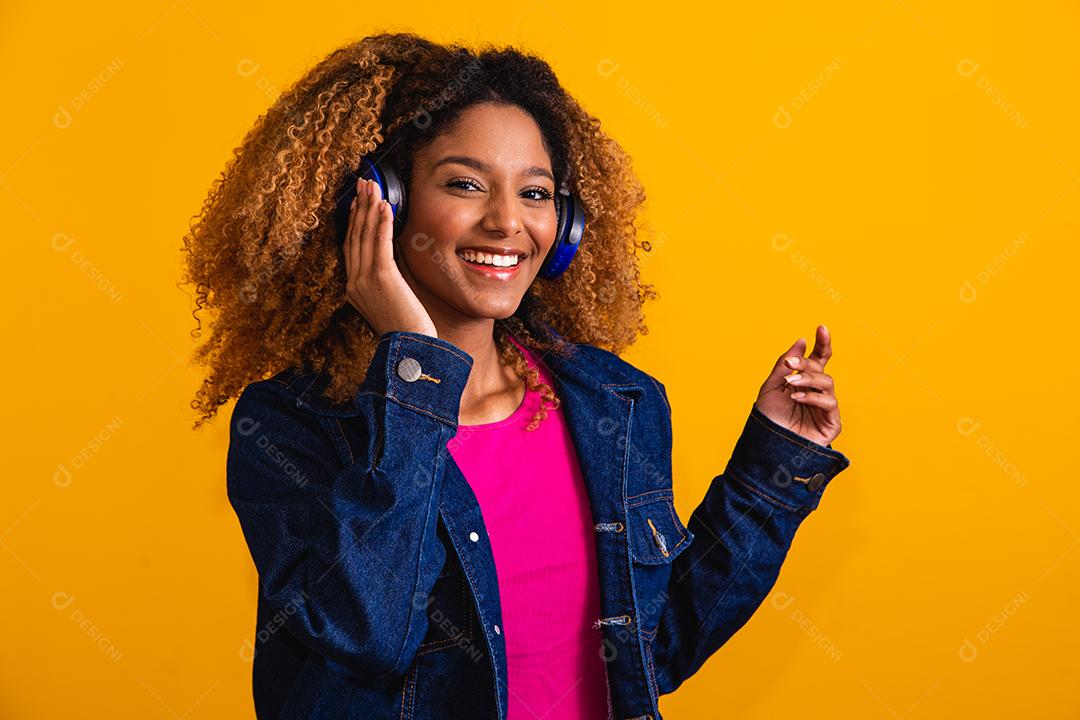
xmin=808 ymin=324 xmax=833 ymax=367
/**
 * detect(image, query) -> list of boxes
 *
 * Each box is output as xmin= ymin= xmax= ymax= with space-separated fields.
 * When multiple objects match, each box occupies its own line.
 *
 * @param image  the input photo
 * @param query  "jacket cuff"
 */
xmin=356 ymin=331 xmax=474 ymax=427
xmin=724 ymin=403 xmax=851 ymax=513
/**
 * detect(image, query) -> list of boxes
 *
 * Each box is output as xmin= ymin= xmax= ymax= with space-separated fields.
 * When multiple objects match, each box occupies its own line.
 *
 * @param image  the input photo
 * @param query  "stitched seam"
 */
xmin=417 ymin=638 xmax=455 ymax=653
xmin=355 ymin=390 xmax=455 ymax=427
xmin=645 ymin=636 xmax=659 ymax=700
xmin=601 ymin=382 xmax=645 ymax=401
xmin=627 ymin=489 xmax=673 ymax=505
xmin=537 ymin=334 xmax=651 ymax=393
xmin=398 ymin=661 xmax=418 ymax=720
xmin=649 ymin=375 xmax=670 ymax=415
xmin=629 ymin=500 xmax=690 ymax=562
xmin=401 ymin=335 xmax=472 ymax=365
xmin=634 ymin=531 xmax=687 ymax=563
xmin=332 ymin=417 xmax=355 ymax=464
xmin=616 ymin=392 xmax=655 ymax=711
xmin=665 ymin=502 xmax=688 ymax=549
xmin=749 ymin=410 xmax=840 ymax=461
xmin=417 ymin=571 xmax=473 ymax=654
xmin=647 ymin=518 xmax=669 ymax=557
xmin=410 ymin=663 xmax=418 ymax=720
xmin=373 ymin=419 xmax=385 ymax=470
xmin=732 ymin=474 xmax=804 ymax=512
xmin=463 ymin=566 xmax=473 ymax=639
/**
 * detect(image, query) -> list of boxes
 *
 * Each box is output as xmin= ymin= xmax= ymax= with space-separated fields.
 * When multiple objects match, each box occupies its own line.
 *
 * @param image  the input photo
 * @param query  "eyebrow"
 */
xmin=432 ymin=155 xmax=555 ymax=183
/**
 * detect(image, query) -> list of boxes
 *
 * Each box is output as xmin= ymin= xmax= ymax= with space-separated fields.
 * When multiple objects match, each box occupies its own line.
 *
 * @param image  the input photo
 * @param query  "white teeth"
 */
xmin=459 ymin=250 xmax=520 ymax=267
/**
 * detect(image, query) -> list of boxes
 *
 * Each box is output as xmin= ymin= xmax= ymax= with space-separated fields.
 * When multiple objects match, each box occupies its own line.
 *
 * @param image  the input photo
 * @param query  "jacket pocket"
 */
xmin=627 ymin=494 xmax=694 ymax=565
xmin=627 ymin=495 xmax=694 ymax=641
xmin=416 ymin=547 xmax=473 ymax=654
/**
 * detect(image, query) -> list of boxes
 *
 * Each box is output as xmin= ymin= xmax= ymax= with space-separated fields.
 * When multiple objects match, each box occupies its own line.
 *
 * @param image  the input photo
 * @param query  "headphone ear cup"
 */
xmin=358 ymin=157 xmax=407 ymax=237
xmin=538 ymin=191 xmax=586 ymax=279
xmin=334 ymin=157 xmax=407 ymax=250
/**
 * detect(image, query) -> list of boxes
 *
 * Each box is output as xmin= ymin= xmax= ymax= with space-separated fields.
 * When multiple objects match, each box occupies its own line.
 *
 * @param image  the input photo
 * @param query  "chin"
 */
xmin=458 ymin=295 xmax=525 ymax=321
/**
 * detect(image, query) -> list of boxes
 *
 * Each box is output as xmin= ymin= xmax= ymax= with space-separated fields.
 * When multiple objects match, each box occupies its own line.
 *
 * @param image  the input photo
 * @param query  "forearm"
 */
xmin=651 ymin=403 xmax=851 ymax=694
xmin=227 ymin=331 xmax=474 ymax=681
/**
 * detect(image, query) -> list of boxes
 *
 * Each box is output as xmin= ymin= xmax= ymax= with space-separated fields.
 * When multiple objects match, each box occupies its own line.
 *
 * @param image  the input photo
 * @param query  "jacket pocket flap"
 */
xmin=628 ymin=496 xmax=693 ymax=564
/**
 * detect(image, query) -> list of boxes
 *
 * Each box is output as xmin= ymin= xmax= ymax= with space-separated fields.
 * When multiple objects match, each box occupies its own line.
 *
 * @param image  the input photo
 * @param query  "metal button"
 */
xmin=396 ymin=357 xmax=422 ymax=382
xmin=493 ymin=624 xmax=501 ymax=635
xmin=469 ymin=531 xmax=479 ymax=542
xmin=807 ymin=472 xmax=826 ymax=492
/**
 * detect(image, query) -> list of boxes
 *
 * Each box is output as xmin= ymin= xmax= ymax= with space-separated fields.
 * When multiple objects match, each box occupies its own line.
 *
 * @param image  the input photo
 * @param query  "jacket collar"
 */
xmin=276 ymin=322 xmax=647 ymax=418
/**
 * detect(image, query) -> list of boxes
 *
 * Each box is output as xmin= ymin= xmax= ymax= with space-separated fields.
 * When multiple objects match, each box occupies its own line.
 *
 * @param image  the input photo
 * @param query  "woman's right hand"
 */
xmin=343 ymin=177 xmax=438 ymax=338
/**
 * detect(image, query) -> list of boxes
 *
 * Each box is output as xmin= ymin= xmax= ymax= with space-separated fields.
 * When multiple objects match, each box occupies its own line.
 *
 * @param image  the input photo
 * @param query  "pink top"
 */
xmin=446 ymin=336 xmax=610 ymax=720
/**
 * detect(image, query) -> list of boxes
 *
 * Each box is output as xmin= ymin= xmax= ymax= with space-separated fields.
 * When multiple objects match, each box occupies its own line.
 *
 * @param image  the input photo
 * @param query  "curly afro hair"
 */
xmin=181 ymin=32 xmax=659 ymax=430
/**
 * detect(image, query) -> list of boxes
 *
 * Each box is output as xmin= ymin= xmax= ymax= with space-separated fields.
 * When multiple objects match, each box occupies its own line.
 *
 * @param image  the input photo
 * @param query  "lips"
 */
xmin=457 ymin=245 xmax=529 ymax=258
xmin=456 ymin=249 xmax=524 ymax=280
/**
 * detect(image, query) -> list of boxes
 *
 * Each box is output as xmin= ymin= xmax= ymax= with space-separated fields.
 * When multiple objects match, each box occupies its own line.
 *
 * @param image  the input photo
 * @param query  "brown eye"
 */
xmin=446 ymin=178 xmax=481 ymax=192
xmin=523 ymin=187 xmax=554 ymax=202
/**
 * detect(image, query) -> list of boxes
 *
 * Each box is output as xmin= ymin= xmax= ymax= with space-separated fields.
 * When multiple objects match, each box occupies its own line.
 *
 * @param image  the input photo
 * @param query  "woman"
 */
xmin=183 ymin=32 xmax=851 ymax=720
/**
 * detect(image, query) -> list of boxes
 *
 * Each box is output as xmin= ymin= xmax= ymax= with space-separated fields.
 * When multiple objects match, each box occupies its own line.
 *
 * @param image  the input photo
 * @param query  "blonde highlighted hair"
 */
xmin=181 ymin=32 xmax=658 ymax=430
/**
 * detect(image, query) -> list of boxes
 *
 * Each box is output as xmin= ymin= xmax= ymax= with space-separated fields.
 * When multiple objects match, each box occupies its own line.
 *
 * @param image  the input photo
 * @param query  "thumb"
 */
xmin=765 ymin=336 xmax=808 ymax=384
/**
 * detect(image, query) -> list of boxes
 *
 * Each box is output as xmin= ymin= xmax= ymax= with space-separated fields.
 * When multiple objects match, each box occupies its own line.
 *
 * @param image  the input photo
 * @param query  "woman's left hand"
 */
xmin=754 ymin=325 xmax=842 ymax=447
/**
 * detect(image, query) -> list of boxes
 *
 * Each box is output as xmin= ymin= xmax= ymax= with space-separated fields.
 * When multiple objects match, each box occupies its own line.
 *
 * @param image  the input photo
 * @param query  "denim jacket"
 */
xmin=226 ymin=328 xmax=851 ymax=719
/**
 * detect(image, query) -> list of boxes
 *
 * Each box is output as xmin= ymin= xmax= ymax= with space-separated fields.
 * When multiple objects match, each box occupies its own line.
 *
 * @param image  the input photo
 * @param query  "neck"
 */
xmin=432 ymin=315 xmax=517 ymax=407
xmin=396 ymin=254 xmax=523 ymax=418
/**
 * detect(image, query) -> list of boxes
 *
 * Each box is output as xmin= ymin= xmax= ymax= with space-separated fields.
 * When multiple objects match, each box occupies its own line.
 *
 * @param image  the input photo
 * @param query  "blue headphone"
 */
xmin=335 ymin=156 xmax=586 ymax=279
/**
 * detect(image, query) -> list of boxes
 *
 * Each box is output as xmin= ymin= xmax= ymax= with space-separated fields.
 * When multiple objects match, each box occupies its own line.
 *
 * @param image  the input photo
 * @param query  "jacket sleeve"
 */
xmin=226 ymin=331 xmax=473 ymax=682
xmin=649 ymin=391 xmax=851 ymax=695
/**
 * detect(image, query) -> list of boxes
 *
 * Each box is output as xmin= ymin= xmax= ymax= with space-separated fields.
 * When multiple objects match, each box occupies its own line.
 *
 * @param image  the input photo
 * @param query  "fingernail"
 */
xmin=784 ymin=372 xmax=801 ymax=384
xmin=785 ymin=356 xmax=800 ymax=368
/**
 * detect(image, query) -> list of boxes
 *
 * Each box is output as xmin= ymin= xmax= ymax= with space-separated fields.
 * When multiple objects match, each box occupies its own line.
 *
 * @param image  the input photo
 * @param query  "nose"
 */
xmin=479 ymin=187 xmax=523 ymax=237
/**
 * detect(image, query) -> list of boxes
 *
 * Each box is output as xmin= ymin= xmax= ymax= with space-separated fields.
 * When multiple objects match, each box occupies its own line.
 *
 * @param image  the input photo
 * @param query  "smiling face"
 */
xmin=392 ymin=102 xmax=560 ymax=323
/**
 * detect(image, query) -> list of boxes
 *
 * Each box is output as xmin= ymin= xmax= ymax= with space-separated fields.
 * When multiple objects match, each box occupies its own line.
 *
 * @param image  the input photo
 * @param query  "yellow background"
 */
xmin=3 ymin=1 xmax=1076 ymax=717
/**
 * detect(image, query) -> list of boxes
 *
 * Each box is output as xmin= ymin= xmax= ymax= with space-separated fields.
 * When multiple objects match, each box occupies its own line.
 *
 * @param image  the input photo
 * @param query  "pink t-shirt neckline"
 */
xmin=457 ymin=334 xmax=546 ymax=431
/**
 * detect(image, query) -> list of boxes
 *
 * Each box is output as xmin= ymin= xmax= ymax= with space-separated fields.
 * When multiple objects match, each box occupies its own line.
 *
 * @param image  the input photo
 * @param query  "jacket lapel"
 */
xmin=532 ymin=339 xmax=655 ymax=718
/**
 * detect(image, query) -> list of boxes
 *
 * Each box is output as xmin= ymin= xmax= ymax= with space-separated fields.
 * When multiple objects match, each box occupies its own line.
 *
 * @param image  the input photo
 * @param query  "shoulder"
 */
xmin=229 ymin=369 xmax=343 ymax=442
xmin=227 ymin=371 xmax=342 ymax=473
xmin=563 ymin=341 xmax=671 ymax=413
xmin=568 ymin=342 xmax=651 ymax=383
xmin=234 ymin=366 xmax=360 ymax=418
xmin=233 ymin=369 xmax=304 ymax=415
xmin=226 ymin=374 xmax=346 ymax=498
